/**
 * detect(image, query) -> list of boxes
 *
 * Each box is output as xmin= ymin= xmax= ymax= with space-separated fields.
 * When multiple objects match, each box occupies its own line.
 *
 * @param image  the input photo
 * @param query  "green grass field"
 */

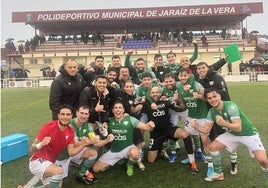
xmin=1 ymin=83 xmax=268 ymax=188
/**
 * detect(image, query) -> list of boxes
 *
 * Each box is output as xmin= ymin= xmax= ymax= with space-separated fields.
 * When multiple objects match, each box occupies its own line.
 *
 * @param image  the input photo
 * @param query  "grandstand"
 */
xmin=2 ymin=2 xmax=267 ymax=86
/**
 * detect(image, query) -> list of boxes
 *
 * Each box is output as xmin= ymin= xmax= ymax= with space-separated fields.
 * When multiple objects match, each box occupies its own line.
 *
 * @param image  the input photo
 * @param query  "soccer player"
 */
xmin=124 ymin=50 xmax=157 ymax=84
xmin=50 ymin=105 xmax=114 ymax=186
xmin=196 ymin=61 xmax=238 ymax=176
xmin=161 ymin=73 xmax=188 ymax=162
xmin=142 ymin=86 xmax=198 ymax=174
xmin=119 ymin=80 xmax=146 ymax=170
xmin=18 ymin=105 xmax=89 ymax=188
xmin=177 ymin=68 xmax=207 ymax=162
xmin=151 ymin=54 xmax=169 ymax=86
xmin=166 ymin=40 xmax=198 ymax=77
xmin=191 ymin=88 xmax=268 ymax=181
xmin=84 ymin=56 xmax=106 ymax=87
xmin=79 ymin=75 xmax=113 ymax=130
xmin=92 ymin=101 xmax=155 ymax=176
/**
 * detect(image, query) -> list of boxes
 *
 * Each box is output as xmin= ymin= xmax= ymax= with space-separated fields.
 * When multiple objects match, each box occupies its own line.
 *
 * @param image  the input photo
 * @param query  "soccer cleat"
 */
xmin=181 ymin=157 xmax=190 ymax=164
xmin=204 ymin=173 xmax=224 ymax=181
xmin=230 ymin=162 xmax=238 ymax=175
xmin=160 ymin=149 xmax=169 ymax=160
xmin=126 ymin=164 xmax=134 ymax=176
xmin=76 ymin=174 xmax=93 ymax=185
xmin=85 ymin=171 xmax=98 ymax=183
xmin=195 ymin=151 xmax=206 ymax=162
xmin=206 ymin=164 xmax=214 ymax=177
xmin=169 ymin=153 xmax=177 ymax=163
xmin=95 ymin=121 xmax=108 ymax=137
xmin=190 ymin=162 xmax=198 ymax=174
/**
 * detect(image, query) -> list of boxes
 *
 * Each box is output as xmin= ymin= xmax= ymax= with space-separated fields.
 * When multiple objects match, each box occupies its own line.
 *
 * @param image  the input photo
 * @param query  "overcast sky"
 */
xmin=1 ymin=0 xmax=267 ymax=45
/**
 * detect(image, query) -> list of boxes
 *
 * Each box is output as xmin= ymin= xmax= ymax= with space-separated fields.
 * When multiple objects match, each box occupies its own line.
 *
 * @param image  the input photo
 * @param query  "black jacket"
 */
xmin=151 ymin=66 xmax=170 ymax=83
xmin=196 ymin=69 xmax=230 ymax=101
xmin=49 ymin=66 xmax=84 ymax=120
xmin=79 ymin=86 xmax=120 ymax=123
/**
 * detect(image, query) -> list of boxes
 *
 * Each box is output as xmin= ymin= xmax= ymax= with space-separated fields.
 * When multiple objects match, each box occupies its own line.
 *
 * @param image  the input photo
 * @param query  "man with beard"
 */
xmin=93 ymin=101 xmax=155 ymax=176
xmin=18 ymin=105 xmax=90 ymax=188
xmin=51 ymin=105 xmax=114 ymax=186
xmin=191 ymin=88 xmax=268 ymax=181
xmin=83 ymin=56 xmax=106 ymax=87
xmin=79 ymin=75 xmax=112 ymax=131
xmin=142 ymin=87 xmax=198 ymax=174
xmin=49 ymin=58 xmax=84 ymax=120
xmin=196 ymin=61 xmax=238 ymax=176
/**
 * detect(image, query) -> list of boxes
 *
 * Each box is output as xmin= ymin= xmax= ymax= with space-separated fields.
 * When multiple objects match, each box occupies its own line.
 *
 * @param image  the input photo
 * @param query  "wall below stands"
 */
xmin=2 ymin=72 xmax=268 ymax=89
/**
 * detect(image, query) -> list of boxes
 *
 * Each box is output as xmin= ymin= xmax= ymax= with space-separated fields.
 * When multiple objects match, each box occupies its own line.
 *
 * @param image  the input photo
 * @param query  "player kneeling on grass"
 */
xmin=18 ymin=105 xmax=90 ymax=188
xmin=191 ymin=88 xmax=268 ymax=181
xmin=50 ymin=105 xmax=114 ymax=187
xmin=142 ymin=86 xmax=198 ymax=174
xmin=93 ymin=100 xmax=155 ymax=176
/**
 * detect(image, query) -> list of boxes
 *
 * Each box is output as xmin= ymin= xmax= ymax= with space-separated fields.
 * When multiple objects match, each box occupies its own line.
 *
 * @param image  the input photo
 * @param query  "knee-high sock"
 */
xmin=230 ymin=151 xmax=237 ymax=163
xmin=49 ymin=179 xmax=61 ymax=188
xmin=210 ymin=151 xmax=223 ymax=174
xmin=183 ymin=135 xmax=193 ymax=154
xmin=169 ymin=140 xmax=177 ymax=153
xmin=193 ymin=135 xmax=201 ymax=151
xmin=162 ymin=139 xmax=169 ymax=151
xmin=78 ymin=155 xmax=97 ymax=177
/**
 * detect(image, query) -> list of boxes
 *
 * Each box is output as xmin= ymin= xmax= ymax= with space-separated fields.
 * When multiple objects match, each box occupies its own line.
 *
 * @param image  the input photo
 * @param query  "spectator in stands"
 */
xmin=100 ymin=34 xmax=105 ymax=47
xmin=49 ymin=58 xmax=84 ymax=120
xmin=201 ymin=34 xmax=208 ymax=48
xmin=239 ymin=60 xmax=247 ymax=75
xmin=221 ymin=28 xmax=226 ymax=40
xmin=242 ymin=27 xmax=247 ymax=39
xmin=1 ymin=68 xmax=5 ymax=88
xmin=228 ymin=64 xmax=232 ymax=75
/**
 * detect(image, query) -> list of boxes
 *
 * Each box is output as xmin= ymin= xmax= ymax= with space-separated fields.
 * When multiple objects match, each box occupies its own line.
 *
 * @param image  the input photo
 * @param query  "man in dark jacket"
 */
xmin=49 ymin=58 xmax=84 ymax=120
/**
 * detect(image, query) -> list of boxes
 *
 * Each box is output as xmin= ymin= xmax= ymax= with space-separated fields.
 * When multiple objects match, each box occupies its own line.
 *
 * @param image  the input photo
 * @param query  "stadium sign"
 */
xmin=13 ymin=2 xmax=263 ymax=23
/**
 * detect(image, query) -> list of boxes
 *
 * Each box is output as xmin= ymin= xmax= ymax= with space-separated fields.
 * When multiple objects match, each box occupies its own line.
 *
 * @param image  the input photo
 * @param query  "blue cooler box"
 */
xmin=0 ymin=133 xmax=29 ymax=164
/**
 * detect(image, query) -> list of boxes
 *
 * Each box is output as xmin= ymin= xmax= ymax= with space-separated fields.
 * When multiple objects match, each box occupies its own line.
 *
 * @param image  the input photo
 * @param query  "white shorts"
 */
xmin=169 ymin=109 xmax=188 ymax=127
xmin=216 ymin=132 xmax=265 ymax=157
xmin=185 ymin=118 xmax=206 ymax=136
xmin=53 ymin=147 xmax=87 ymax=180
xmin=98 ymin=145 xmax=135 ymax=166
xmin=29 ymin=158 xmax=53 ymax=185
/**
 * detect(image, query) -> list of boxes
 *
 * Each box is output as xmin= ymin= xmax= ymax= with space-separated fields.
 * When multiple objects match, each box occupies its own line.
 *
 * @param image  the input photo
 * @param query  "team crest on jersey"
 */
xmin=123 ymin=121 xmax=129 ymax=126
xmin=209 ymin=81 xmax=214 ymax=86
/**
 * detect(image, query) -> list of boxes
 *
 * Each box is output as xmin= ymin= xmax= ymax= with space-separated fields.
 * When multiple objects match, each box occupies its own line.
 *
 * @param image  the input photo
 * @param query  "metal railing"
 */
xmin=1 ymin=72 xmax=268 ymax=89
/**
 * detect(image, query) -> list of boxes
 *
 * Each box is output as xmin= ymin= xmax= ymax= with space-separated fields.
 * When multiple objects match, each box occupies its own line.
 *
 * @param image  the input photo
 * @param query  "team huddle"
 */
xmin=18 ymin=41 xmax=268 ymax=188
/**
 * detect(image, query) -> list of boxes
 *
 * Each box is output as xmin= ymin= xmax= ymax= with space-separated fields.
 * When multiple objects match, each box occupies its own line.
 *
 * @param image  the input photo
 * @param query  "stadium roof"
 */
xmin=12 ymin=2 xmax=263 ymax=35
